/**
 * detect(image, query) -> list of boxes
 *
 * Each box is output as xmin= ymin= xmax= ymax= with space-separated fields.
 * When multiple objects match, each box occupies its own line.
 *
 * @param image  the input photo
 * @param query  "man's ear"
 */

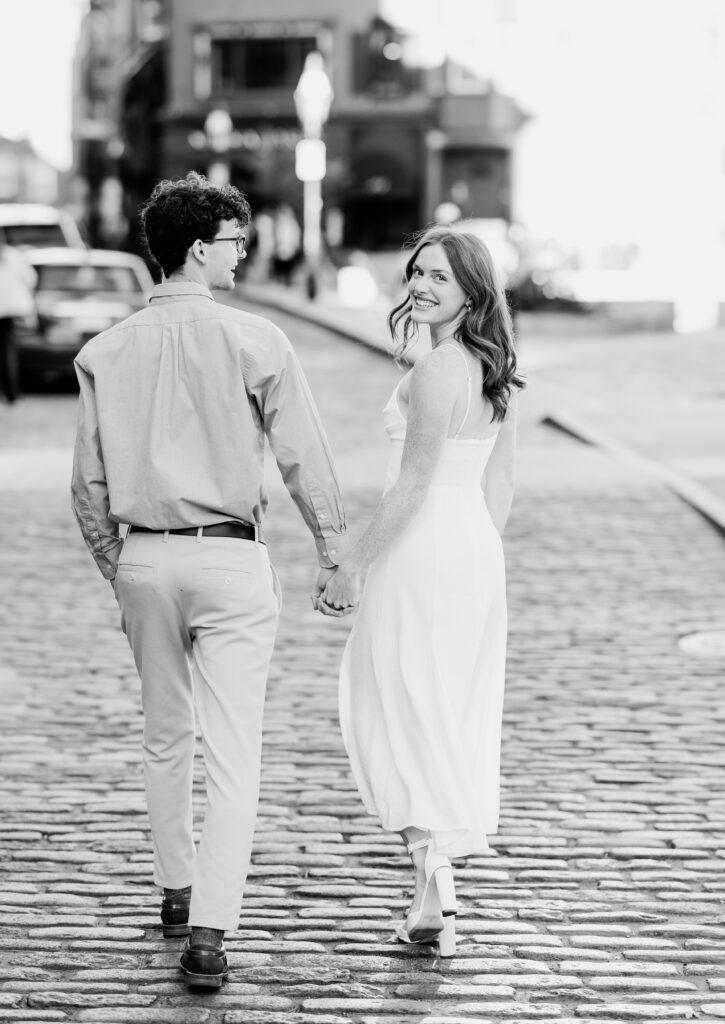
xmin=190 ymin=239 xmax=207 ymax=263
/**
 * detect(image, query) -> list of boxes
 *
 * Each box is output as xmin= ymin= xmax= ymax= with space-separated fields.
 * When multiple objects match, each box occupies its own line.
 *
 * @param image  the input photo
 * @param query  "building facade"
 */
xmin=0 ymin=137 xmax=59 ymax=206
xmin=73 ymin=0 xmax=525 ymax=253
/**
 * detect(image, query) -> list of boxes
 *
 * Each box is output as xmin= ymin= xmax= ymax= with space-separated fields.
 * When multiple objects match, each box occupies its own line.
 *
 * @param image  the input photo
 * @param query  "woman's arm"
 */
xmin=320 ymin=349 xmax=461 ymax=611
xmin=483 ymin=395 xmax=518 ymax=534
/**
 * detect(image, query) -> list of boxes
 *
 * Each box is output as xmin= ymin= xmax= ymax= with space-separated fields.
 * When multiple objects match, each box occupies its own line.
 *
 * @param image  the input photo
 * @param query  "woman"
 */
xmin=318 ymin=227 xmax=525 ymax=956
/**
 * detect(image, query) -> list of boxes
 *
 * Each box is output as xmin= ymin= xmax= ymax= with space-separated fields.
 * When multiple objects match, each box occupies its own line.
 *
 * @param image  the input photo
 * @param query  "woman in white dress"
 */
xmin=318 ymin=227 xmax=524 ymax=956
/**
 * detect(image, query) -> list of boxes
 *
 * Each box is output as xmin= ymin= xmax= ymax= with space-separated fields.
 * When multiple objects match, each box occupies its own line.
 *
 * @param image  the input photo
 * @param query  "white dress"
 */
xmin=339 ymin=347 xmax=507 ymax=857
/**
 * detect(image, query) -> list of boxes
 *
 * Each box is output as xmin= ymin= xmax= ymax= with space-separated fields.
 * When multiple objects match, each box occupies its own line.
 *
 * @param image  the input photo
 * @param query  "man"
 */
xmin=71 ymin=172 xmax=346 ymax=987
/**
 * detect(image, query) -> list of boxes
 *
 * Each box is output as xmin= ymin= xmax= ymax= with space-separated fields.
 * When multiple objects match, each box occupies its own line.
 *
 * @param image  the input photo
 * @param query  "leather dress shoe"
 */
xmin=179 ymin=940 xmax=229 ymax=987
xmin=160 ymin=894 xmax=191 ymax=937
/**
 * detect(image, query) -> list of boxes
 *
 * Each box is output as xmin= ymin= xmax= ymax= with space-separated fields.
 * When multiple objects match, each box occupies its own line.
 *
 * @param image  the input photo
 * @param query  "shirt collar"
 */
xmin=149 ymin=282 xmax=214 ymax=303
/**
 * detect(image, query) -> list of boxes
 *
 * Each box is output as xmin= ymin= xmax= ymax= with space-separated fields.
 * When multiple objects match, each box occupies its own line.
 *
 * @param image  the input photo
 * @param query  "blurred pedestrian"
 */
xmin=316 ymin=227 xmax=524 ymax=957
xmin=248 ymin=207 xmax=275 ymax=283
xmin=71 ymin=171 xmax=347 ymax=987
xmin=272 ymin=203 xmax=302 ymax=286
xmin=0 ymin=240 xmax=36 ymax=403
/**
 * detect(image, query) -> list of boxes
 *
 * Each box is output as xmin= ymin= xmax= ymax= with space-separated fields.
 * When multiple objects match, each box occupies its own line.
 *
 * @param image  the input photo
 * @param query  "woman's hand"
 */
xmin=317 ymin=563 xmax=362 ymax=616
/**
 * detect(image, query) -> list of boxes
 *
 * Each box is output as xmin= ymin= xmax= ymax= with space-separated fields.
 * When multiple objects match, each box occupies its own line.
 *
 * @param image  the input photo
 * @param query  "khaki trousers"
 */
xmin=114 ymin=530 xmax=281 ymax=932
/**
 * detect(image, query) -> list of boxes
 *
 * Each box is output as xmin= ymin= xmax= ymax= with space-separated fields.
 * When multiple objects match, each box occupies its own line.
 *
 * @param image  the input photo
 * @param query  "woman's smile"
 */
xmin=407 ymin=243 xmax=468 ymax=340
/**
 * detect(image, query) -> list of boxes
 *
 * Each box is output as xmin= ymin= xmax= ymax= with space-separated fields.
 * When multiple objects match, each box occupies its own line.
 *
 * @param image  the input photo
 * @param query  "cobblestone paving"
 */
xmin=1 ymin=312 xmax=725 ymax=1023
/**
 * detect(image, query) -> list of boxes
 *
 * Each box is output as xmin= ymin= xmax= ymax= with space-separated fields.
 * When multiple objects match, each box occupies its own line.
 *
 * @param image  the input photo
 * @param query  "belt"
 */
xmin=129 ymin=521 xmax=263 ymax=543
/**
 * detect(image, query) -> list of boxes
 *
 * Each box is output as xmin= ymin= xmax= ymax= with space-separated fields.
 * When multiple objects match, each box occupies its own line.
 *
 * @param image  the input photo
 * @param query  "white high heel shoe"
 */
xmin=438 ymin=914 xmax=457 ymax=958
xmin=395 ymin=837 xmax=457 ymax=955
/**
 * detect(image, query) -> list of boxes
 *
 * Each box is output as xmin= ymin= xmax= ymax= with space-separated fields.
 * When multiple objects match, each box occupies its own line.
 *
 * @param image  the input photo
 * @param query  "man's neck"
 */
xmin=165 ymin=265 xmax=210 ymax=288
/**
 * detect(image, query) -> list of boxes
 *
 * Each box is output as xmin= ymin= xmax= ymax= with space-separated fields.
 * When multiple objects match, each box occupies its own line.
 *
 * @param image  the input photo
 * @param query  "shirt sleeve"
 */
xmin=70 ymin=356 xmax=122 ymax=580
xmin=244 ymin=323 xmax=347 ymax=568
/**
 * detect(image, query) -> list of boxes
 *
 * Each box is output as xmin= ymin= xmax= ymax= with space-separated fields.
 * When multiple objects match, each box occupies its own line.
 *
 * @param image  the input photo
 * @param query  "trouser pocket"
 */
xmin=269 ymin=560 xmax=283 ymax=612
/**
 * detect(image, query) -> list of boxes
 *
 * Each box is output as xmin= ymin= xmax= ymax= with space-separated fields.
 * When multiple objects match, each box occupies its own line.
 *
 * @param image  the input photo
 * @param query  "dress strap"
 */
xmin=439 ymin=344 xmax=472 ymax=439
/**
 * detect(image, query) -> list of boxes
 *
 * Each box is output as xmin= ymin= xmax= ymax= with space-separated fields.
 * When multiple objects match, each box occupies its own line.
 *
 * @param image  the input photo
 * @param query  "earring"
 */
xmin=465 ymin=300 xmax=473 ymax=311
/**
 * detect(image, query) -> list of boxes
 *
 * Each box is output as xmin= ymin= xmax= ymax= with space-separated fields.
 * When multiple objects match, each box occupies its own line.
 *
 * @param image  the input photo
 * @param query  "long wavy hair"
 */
xmin=388 ymin=227 xmax=525 ymax=421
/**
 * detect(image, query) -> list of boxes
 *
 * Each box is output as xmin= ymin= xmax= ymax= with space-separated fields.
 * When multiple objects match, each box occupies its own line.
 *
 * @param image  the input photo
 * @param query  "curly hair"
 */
xmin=140 ymin=171 xmax=251 ymax=277
xmin=388 ymin=227 xmax=525 ymax=422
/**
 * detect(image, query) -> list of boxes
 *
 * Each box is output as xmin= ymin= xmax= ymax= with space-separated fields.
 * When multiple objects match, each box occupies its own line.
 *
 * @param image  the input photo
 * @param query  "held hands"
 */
xmin=311 ymin=564 xmax=361 ymax=617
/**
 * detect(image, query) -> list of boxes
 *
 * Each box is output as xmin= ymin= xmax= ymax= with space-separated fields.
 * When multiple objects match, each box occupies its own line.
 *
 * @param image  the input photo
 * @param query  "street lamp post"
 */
xmin=293 ymin=52 xmax=333 ymax=300
xmin=203 ymin=108 xmax=233 ymax=186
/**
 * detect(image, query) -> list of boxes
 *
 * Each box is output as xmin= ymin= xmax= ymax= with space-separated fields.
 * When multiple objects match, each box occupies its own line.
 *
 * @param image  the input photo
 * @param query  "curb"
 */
xmin=235 ymin=284 xmax=397 ymax=359
xmin=543 ymin=408 xmax=725 ymax=538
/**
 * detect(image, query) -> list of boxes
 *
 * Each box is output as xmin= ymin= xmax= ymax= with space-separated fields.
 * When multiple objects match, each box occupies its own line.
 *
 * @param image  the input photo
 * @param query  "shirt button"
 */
xmin=224 ymin=577 xmax=232 ymax=585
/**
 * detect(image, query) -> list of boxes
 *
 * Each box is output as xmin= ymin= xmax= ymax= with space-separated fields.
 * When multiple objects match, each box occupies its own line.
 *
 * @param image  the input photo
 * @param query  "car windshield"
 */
xmin=3 ymin=224 xmax=69 ymax=248
xmin=36 ymin=264 xmax=141 ymax=295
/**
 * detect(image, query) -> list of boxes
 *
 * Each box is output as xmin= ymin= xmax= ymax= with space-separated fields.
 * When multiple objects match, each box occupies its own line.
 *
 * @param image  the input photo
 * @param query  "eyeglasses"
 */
xmin=211 ymin=234 xmax=247 ymax=256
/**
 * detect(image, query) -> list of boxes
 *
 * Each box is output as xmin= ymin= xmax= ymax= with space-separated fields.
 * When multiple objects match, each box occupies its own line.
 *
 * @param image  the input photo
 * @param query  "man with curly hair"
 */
xmin=71 ymin=172 xmax=347 ymax=987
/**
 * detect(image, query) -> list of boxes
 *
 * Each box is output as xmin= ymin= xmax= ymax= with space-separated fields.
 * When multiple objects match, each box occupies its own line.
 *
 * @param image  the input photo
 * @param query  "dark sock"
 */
xmin=191 ymin=926 xmax=224 ymax=948
xmin=163 ymin=885 xmax=191 ymax=901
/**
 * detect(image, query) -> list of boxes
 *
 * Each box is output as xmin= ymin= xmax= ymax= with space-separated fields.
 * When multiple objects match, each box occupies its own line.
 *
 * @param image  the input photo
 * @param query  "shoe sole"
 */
xmin=180 ymin=968 xmax=228 ymax=988
xmin=406 ymin=926 xmax=443 ymax=943
xmin=396 ymin=919 xmax=443 ymax=944
xmin=163 ymin=923 xmax=191 ymax=937
xmin=407 ymin=908 xmax=444 ymax=944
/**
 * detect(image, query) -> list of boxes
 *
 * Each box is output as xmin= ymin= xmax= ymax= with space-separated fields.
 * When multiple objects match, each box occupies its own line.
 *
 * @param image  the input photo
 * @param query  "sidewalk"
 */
xmin=1 ymin=292 xmax=725 ymax=1022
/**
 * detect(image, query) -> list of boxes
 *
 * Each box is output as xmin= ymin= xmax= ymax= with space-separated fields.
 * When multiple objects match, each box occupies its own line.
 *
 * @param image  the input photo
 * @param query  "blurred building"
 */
xmin=71 ymin=0 xmax=160 ymax=250
xmin=0 ymin=137 xmax=59 ymax=205
xmin=73 ymin=0 xmax=525 ymax=253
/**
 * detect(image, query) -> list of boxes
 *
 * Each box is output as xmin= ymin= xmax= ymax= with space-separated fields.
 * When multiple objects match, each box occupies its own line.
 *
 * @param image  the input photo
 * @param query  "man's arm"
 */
xmin=245 ymin=325 xmax=347 ymax=569
xmin=70 ymin=359 xmax=122 ymax=581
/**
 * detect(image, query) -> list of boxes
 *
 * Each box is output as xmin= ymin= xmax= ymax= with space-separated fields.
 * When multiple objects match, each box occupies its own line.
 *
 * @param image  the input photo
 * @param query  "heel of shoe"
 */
xmin=438 ymin=914 xmax=456 ymax=957
xmin=434 ymin=865 xmax=457 ymax=916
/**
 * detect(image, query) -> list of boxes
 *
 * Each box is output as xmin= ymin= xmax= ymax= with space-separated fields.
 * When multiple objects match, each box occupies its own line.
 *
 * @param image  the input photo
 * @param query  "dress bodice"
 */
xmin=382 ymin=378 xmax=499 ymax=491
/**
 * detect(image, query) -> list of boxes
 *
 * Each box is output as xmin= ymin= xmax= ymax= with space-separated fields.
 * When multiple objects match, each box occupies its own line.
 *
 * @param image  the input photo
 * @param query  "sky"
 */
xmin=1 ymin=0 xmax=723 ymax=258
xmin=387 ymin=0 xmax=725 ymax=252
xmin=0 ymin=0 xmax=87 ymax=169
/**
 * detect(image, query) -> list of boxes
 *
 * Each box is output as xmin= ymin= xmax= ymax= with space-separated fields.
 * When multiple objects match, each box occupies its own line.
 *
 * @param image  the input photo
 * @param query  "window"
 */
xmin=36 ymin=264 xmax=142 ymax=295
xmin=212 ymin=37 xmax=317 ymax=92
xmin=4 ymin=224 xmax=68 ymax=249
xmin=352 ymin=18 xmax=420 ymax=97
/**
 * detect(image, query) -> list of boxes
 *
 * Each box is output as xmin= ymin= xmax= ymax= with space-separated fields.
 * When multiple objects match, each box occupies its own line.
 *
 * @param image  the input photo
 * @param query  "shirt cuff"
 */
xmin=316 ymin=530 xmax=346 ymax=568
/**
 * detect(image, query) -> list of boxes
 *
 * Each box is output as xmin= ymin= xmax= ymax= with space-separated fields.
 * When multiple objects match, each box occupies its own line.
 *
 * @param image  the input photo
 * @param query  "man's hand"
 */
xmin=313 ymin=566 xmax=337 ymax=600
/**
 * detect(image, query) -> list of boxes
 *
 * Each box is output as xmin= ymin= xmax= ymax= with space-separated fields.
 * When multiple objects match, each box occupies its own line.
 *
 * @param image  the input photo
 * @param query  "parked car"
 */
xmin=0 ymin=203 xmax=85 ymax=250
xmin=15 ymin=248 xmax=154 ymax=379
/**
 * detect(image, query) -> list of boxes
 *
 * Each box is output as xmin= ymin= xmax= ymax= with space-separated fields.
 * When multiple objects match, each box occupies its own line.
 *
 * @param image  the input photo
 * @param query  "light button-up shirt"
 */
xmin=71 ymin=282 xmax=346 ymax=578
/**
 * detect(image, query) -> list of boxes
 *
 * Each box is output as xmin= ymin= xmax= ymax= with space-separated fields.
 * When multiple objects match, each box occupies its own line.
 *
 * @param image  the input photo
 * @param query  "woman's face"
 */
xmin=407 ymin=243 xmax=468 ymax=333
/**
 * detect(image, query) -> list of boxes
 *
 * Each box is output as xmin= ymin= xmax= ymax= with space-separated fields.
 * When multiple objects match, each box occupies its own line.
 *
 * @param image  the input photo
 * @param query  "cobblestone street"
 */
xmin=1 ymin=307 xmax=725 ymax=1023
